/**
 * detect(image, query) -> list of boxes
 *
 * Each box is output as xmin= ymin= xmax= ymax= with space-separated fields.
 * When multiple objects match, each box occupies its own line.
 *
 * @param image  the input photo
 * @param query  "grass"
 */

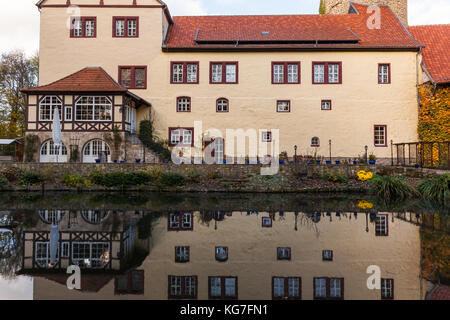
xmin=369 ymin=175 xmax=419 ymax=201
xmin=417 ymin=174 xmax=450 ymax=201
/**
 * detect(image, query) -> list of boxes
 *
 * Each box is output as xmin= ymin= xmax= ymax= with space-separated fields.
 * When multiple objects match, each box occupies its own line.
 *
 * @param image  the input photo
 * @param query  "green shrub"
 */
xmin=62 ymin=174 xmax=88 ymax=188
xmin=146 ymin=166 xmax=164 ymax=181
xmin=322 ymin=173 xmax=349 ymax=184
xmin=186 ymin=170 xmax=202 ymax=183
xmin=207 ymin=171 xmax=222 ymax=180
xmin=1 ymin=167 xmax=23 ymax=182
xmin=19 ymin=171 xmax=44 ymax=186
xmin=88 ymin=170 xmax=151 ymax=188
xmin=369 ymin=175 xmax=419 ymax=201
xmin=88 ymin=170 xmax=105 ymax=185
xmin=157 ymin=173 xmax=186 ymax=187
xmin=417 ymin=174 xmax=450 ymax=201
xmin=0 ymin=175 xmax=9 ymax=189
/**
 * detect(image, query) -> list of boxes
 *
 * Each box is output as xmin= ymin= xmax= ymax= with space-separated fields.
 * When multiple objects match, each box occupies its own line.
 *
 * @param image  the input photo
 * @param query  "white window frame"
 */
xmin=314 ymin=64 xmax=325 ymax=83
xmin=75 ymin=96 xmax=112 ymax=122
xmin=39 ymin=96 xmax=62 ymax=121
xmin=328 ymin=64 xmax=340 ymax=83
xmin=211 ymin=64 xmax=223 ymax=83
xmin=273 ymin=64 xmax=284 ymax=83
xmin=175 ymin=246 xmax=190 ymax=262
xmin=375 ymin=214 xmax=388 ymax=236
xmin=177 ymin=97 xmax=191 ymax=112
xmin=71 ymin=242 xmax=110 ymax=269
xmin=379 ymin=64 xmax=390 ymax=83
xmin=186 ymin=64 xmax=198 ymax=83
xmin=217 ymin=99 xmax=229 ymax=112
xmin=262 ymin=131 xmax=272 ymax=142
xmin=374 ymin=125 xmax=387 ymax=146
xmin=381 ymin=279 xmax=394 ymax=299
xmin=277 ymin=101 xmax=290 ymax=112
xmin=315 ymin=278 xmax=327 ymax=298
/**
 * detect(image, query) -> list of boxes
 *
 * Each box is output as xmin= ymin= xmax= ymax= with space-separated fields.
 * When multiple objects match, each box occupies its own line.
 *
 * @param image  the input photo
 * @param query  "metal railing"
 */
xmin=394 ymin=141 xmax=450 ymax=170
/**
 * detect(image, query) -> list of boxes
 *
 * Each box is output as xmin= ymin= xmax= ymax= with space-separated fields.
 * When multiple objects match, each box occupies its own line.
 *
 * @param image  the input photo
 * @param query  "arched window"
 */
xmin=81 ymin=210 xmax=109 ymax=224
xmin=39 ymin=96 xmax=62 ymax=121
xmin=82 ymin=139 xmax=111 ymax=163
xmin=75 ymin=96 xmax=112 ymax=121
xmin=311 ymin=137 xmax=320 ymax=147
xmin=38 ymin=210 xmax=66 ymax=225
xmin=216 ymin=98 xmax=229 ymax=112
xmin=40 ymin=140 xmax=68 ymax=163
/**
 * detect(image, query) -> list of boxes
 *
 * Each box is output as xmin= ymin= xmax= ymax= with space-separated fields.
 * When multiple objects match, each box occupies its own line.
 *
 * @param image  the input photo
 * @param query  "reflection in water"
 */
xmin=0 ymin=193 xmax=448 ymax=300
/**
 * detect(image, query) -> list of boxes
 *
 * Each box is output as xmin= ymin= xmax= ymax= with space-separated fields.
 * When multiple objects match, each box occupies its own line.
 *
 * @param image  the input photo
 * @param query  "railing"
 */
xmin=394 ymin=141 xmax=450 ymax=170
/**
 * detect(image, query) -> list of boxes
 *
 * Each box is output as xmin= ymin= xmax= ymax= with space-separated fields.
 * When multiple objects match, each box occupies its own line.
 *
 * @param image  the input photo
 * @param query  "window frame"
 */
xmin=262 ymin=131 xmax=272 ymax=143
xmin=176 ymin=96 xmax=192 ymax=113
xmin=38 ymin=96 xmax=63 ymax=122
xmin=168 ymin=212 xmax=194 ymax=230
xmin=168 ymin=275 xmax=198 ymax=300
xmin=276 ymin=100 xmax=291 ymax=113
xmin=381 ymin=278 xmax=394 ymax=300
xmin=313 ymin=277 xmax=344 ymax=300
xmin=208 ymin=276 xmax=238 ymax=300
xmin=374 ymin=125 xmax=387 ymax=147
xmin=272 ymin=277 xmax=302 ymax=300
xmin=262 ymin=217 xmax=273 ymax=228
xmin=216 ymin=98 xmax=229 ymax=113
xmin=375 ymin=214 xmax=389 ymax=236
xmin=209 ymin=62 xmax=239 ymax=84
xmin=277 ymin=247 xmax=292 ymax=261
xmin=74 ymin=96 xmax=113 ymax=122
xmin=322 ymin=250 xmax=333 ymax=261
xmin=112 ymin=17 xmax=139 ymax=38
xmin=271 ymin=62 xmax=301 ymax=84
xmin=175 ymin=246 xmax=190 ymax=263
xmin=70 ymin=16 xmax=97 ymax=38
xmin=215 ymin=246 xmax=229 ymax=262
xmin=321 ymin=100 xmax=332 ymax=111
xmin=378 ymin=63 xmax=391 ymax=84
xmin=115 ymin=270 xmax=145 ymax=295
xmin=311 ymin=137 xmax=320 ymax=147
xmin=170 ymin=62 xmax=200 ymax=84
xmin=312 ymin=62 xmax=342 ymax=84
xmin=118 ymin=66 xmax=147 ymax=89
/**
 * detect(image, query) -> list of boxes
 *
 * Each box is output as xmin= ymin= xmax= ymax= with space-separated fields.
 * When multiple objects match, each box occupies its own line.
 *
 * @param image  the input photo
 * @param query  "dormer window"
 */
xmin=113 ymin=17 xmax=139 ymax=38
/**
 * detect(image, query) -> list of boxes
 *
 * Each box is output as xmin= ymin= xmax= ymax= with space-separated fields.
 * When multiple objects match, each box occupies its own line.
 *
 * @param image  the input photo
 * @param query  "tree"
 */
xmin=0 ymin=51 xmax=39 ymax=138
xmin=319 ymin=0 xmax=326 ymax=14
xmin=418 ymin=84 xmax=450 ymax=142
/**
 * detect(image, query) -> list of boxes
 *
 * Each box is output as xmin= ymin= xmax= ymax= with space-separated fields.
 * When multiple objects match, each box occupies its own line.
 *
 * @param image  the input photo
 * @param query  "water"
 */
xmin=0 ymin=192 xmax=448 ymax=300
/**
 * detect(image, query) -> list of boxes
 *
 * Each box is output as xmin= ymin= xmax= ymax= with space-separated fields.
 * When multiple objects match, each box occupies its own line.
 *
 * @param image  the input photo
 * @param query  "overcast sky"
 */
xmin=0 ymin=0 xmax=448 ymax=56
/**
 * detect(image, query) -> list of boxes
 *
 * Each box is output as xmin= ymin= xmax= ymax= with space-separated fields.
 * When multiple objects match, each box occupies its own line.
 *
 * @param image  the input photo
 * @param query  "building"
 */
xmin=408 ymin=24 xmax=450 ymax=86
xmin=30 ymin=211 xmax=424 ymax=300
xmin=22 ymin=0 xmax=424 ymax=164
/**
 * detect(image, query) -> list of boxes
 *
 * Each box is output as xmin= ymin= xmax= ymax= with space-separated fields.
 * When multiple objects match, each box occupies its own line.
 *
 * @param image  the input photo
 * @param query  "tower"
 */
xmin=322 ymin=0 xmax=408 ymax=26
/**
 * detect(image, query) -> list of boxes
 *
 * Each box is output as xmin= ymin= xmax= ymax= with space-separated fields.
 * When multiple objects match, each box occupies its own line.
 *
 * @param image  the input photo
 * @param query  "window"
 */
xmin=168 ymin=212 xmax=193 ymax=230
xmin=113 ymin=17 xmax=139 ymax=38
xmin=215 ymin=247 xmax=228 ymax=262
xmin=75 ymin=96 xmax=112 ymax=121
xmin=35 ymin=242 xmax=58 ymax=267
xmin=375 ymin=214 xmax=388 ymax=236
xmin=168 ymin=276 xmax=197 ymax=299
xmin=119 ymin=66 xmax=147 ymax=89
xmin=169 ymin=128 xmax=194 ymax=147
xmin=209 ymin=277 xmax=238 ymax=300
xmin=277 ymin=248 xmax=291 ymax=260
xmin=115 ymin=270 xmax=145 ymax=295
xmin=210 ymin=62 xmax=238 ymax=84
xmin=71 ymin=242 xmax=110 ymax=269
xmin=62 ymin=242 xmax=70 ymax=258
xmin=39 ymin=96 xmax=62 ymax=121
xmin=176 ymin=97 xmax=191 ymax=112
xmin=175 ymin=247 xmax=190 ymax=263
xmin=312 ymin=62 xmax=342 ymax=84
xmin=262 ymin=131 xmax=272 ymax=143
xmin=273 ymin=277 xmax=301 ymax=300
xmin=374 ymin=125 xmax=387 ymax=147
xmin=381 ymin=279 xmax=394 ymax=300
xmin=262 ymin=217 xmax=272 ymax=228
xmin=378 ymin=64 xmax=391 ymax=84
xmin=314 ymin=277 xmax=344 ymax=300
xmin=311 ymin=137 xmax=320 ymax=147
xmin=321 ymin=100 xmax=332 ymax=110
xmin=216 ymin=98 xmax=229 ymax=112
xmin=277 ymin=100 xmax=290 ymax=113
xmin=171 ymin=62 xmax=199 ymax=84
xmin=70 ymin=17 xmax=96 ymax=38
xmin=272 ymin=62 xmax=300 ymax=84
xmin=322 ymin=250 xmax=333 ymax=261
xmin=64 ymin=106 xmax=72 ymax=121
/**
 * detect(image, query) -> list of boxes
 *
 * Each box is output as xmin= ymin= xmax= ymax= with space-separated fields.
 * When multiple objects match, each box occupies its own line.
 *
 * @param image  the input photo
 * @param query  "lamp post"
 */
xmin=365 ymin=213 xmax=369 ymax=232
xmin=294 ymin=145 xmax=297 ymax=163
xmin=329 ymin=140 xmax=332 ymax=162
xmin=390 ymin=140 xmax=394 ymax=166
xmin=364 ymin=145 xmax=368 ymax=164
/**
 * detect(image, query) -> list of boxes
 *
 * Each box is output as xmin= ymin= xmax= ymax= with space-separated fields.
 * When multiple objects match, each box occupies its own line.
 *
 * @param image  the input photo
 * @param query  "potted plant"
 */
xmin=369 ymin=154 xmax=376 ymax=165
xmin=95 ymin=159 xmax=101 ymax=163
xmin=335 ymin=160 xmax=341 ymax=165
xmin=353 ymin=158 xmax=358 ymax=165
xmin=326 ymin=160 xmax=332 ymax=165
xmin=136 ymin=159 xmax=141 ymax=163
xmin=279 ymin=151 xmax=288 ymax=164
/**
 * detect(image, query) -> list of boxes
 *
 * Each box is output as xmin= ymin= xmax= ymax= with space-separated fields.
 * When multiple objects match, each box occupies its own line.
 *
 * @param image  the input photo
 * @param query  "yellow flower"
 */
xmin=357 ymin=170 xmax=373 ymax=181
xmin=358 ymin=200 xmax=374 ymax=210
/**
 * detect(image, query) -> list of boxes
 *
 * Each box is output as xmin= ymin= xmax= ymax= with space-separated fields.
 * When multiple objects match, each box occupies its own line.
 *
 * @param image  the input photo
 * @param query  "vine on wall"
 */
xmin=418 ymin=84 xmax=450 ymax=142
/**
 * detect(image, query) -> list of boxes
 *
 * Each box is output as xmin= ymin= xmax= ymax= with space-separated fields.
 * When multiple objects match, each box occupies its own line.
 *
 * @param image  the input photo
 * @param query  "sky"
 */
xmin=0 ymin=0 xmax=448 ymax=56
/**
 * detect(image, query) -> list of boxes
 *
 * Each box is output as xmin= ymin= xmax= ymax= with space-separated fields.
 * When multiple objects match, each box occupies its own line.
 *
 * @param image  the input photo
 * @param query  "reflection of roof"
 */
xmin=39 ymin=273 xmax=114 ymax=293
xmin=0 ymin=139 xmax=20 ymax=145
xmin=164 ymin=3 xmax=422 ymax=51
xmin=408 ymin=24 xmax=450 ymax=84
xmin=429 ymin=285 xmax=450 ymax=300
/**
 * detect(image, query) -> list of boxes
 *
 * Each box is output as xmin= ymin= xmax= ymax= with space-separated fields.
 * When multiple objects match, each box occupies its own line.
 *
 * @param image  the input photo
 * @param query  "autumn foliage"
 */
xmin=418 ymin=84 xmax=450 ymax=142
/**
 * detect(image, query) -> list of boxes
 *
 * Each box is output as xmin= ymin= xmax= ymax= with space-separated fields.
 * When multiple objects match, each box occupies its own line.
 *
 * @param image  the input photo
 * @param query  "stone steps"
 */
xmin=125 ymin=134 xmax=159 ymax=163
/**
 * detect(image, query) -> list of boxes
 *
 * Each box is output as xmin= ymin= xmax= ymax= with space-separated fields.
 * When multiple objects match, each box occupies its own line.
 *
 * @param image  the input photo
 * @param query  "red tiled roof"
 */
xmin=408 ymin=24 xmax=450 ymax=84
xmin=22 ymin=67 xmax=127 ymax=93
xmin=429 ymin=285 xmax=450 ymax=300
xmin=164 ymin=3 xmax=421 ymax=50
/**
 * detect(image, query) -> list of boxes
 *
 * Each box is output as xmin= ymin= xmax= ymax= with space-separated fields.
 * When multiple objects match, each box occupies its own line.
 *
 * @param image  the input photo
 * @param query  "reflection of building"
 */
xmin=20 ymin=211 xmax=149 ymax=296
xmin=31 ymin=211 xmax=424 ymax=300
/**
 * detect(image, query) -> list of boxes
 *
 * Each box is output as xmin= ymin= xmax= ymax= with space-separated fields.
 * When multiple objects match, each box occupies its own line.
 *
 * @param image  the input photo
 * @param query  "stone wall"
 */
xmin=323 ymin=0 xmax=408 ymax=26
xmin=0 ymin=162 xmax=442 ymax=180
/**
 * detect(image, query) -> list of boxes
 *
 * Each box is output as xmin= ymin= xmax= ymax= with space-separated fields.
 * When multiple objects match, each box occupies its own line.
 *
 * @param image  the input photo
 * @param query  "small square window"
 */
xmin=321 ymin=100 xmax=332 ymax=110
xmin=381 ymin=278 xmax=394 ymax=300
xmin=277 ymin=101 xmax=290 ymax=112
xmin=262 ymin=131 xmax=272 ymax=142
xmin=175 ymin=246 xmax=190 ymax=263
xmin=215 ymin=247 xmax=228 ymax=262
xmin=378 ymin=64 xmax=391 ymax=84
xmin=322 ymin=250 xmax=333 ymax=261
xmin=177 ymin=97 xmax=191 ymax=112
xmin=216 ymin=99 xmax=229 ymax=112
xmin=262 ymin=217 xmax=272 ymax=228
xmin=277 ymin=247 xmax=291 ymax=260
xmin=311 ymin=137 xmax=320 ymax=147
